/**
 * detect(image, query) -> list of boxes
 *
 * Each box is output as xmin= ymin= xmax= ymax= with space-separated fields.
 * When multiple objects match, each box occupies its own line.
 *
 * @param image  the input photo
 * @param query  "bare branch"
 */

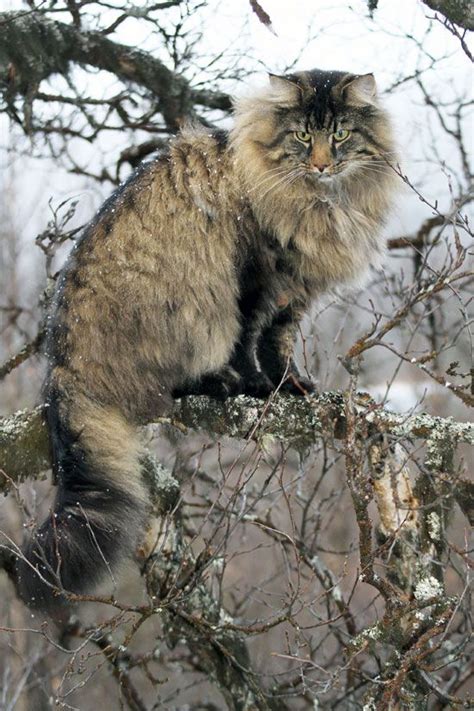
xmin=1 ymin=395 xmax=472 ymax=494
xmin=0 ymin=10 xmax=231 ymax=131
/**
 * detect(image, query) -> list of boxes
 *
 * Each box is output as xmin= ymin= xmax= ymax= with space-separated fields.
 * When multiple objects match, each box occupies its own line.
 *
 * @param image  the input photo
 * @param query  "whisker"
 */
xmin=358 ymin=167 xmax=394 ymax=175
xmin=258 ymin=176 xmax=293 ymax=200
xmin=248 ymin=167 xmax=294 ymax=193
xmin=357 ymin=162 xmax=394 ymax=173
xmin=257 ymin=168 xmax=304 ymax=200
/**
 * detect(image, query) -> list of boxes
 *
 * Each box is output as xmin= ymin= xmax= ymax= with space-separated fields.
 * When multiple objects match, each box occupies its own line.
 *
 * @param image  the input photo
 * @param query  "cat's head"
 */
xmin=232 ymin=68 xmax=395 ymax=189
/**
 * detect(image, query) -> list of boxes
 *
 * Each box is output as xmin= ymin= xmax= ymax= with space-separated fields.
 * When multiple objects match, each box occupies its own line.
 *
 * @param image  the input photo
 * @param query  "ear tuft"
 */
xmin=343 ymin=73 xmax=377 ymax=106
xmin=268 ymin=73 xmax=296 ymax=88
xmin=267 ymin=73 xmax=301 ymax=104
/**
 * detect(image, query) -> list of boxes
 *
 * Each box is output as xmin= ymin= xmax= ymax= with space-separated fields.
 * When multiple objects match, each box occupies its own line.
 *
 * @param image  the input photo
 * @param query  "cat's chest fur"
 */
xmin=253 ymin=192 xmax=385 ymax=297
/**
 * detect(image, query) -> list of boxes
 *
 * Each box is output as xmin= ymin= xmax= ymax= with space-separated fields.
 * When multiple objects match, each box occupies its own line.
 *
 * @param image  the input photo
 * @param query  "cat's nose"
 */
xmin=312 ymin=161 xmax=330 ymax=173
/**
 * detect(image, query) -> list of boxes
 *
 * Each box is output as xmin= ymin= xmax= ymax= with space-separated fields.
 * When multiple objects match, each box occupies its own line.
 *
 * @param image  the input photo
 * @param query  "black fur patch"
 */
xmin=212 ymin=129 xmax=229 ymax=148
xmin=16 ymin=389 xmax=142 ymax=610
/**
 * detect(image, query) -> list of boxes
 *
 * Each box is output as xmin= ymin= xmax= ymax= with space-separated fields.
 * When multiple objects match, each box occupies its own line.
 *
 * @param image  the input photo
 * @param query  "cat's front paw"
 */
xmin=240 ymin=372 xmax=275 ymax=399
xmin=173 ymin=366 xmax=242 ymax=400
xmin=201 ymin=372 xmax=242 ymax=400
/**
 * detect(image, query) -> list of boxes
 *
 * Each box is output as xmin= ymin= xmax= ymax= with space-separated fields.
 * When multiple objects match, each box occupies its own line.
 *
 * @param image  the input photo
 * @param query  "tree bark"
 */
xmin=0 ymin=11 xmax=231 ymax=130
xmin=1 ymin=393 xmax=472 ymax=498
xmin=421 ymin=0 xmax=474 ymax=29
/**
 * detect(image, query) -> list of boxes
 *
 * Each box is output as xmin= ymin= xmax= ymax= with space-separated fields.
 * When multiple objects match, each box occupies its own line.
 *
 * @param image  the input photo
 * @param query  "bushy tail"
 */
xmin=16 ymin=392 xmax=148 ymax=611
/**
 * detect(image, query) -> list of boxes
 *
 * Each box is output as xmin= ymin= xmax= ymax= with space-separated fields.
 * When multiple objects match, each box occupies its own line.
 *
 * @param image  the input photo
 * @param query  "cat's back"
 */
xmin=75 ymin=126 xmax=236 ymax=260
xmin=56 ymin=126 xmax=242 ymax=310
xmin=46 ymin=127 xmax=245 ymax=409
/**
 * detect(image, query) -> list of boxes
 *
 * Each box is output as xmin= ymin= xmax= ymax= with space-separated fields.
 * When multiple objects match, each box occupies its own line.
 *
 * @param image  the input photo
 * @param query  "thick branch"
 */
xmin=421 ymin=0 xmax=474 ymax=30
xmin=0 ymin=406 xmax=50 ymax=489
xmin=0 ymin=11 xmax=231 ymax=130
xmin=1 ymin=394 xmax=472 ymax=494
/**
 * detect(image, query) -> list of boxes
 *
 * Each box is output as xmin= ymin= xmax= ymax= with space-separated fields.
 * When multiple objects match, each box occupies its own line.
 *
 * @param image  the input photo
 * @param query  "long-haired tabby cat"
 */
xmin=17 ymin=69 xmax=397 ymax=610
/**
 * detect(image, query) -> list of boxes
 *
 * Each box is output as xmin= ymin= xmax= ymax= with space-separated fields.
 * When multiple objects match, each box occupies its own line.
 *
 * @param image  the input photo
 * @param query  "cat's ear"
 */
xmin=268 ymin=73 xmax=298 ymax=89
xmin=342 ymin=73 xmax=377 ymax=106
xmin=268 ymin=73 xmax=301 ymax=103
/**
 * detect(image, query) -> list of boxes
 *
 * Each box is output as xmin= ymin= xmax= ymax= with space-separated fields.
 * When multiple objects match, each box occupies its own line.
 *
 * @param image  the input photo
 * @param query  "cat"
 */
xmin=16 ymin=69 xmax=397 ymax=610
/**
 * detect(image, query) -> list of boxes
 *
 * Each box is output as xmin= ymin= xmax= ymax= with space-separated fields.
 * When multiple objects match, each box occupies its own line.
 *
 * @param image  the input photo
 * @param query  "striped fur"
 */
xmin=17 ymin=69 xmax=397 ymax=610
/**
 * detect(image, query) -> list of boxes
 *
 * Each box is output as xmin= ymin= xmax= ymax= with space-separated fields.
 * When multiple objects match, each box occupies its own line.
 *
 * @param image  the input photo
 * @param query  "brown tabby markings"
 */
xmin=17 ymin=69 xmax=398 ymax=609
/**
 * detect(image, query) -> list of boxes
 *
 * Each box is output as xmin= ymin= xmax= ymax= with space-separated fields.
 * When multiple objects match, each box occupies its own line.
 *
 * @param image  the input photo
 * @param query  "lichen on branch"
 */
xmin=1 ymin=393 xmax=472 ymax=494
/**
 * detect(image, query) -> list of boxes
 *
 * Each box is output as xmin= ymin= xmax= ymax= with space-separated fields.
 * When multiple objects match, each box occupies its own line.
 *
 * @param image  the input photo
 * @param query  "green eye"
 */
xmin=294 ymin=131 xmax=312 ymax=144
xmin=333 ymin=128 xmax=351 ymax=142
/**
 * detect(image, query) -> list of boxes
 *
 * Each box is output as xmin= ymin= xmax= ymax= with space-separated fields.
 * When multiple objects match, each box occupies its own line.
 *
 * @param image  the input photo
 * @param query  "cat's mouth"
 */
xmin=315 ymin=172 xmax=336 ymax=182
xmin=306 ymin=167 xmax=342 ymax=182
xmin=307 ymin=162 xmax=357 ymax=181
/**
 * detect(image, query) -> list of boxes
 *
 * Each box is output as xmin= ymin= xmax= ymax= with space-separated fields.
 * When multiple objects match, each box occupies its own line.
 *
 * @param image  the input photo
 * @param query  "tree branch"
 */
xmin=421 ymin=0 xmax=474 ymax=30
xmin=0 ymin=11 xmax=231 ymax=131
xmin=367 ymin=1 xmax=474 ymax=30
xmin=0 ymin=406 xmax=51 ymax=490
xmin=0 ymin=330 xmax=44 ymax=381
xmin=1 ymin=394 xmax=472 ymax=494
